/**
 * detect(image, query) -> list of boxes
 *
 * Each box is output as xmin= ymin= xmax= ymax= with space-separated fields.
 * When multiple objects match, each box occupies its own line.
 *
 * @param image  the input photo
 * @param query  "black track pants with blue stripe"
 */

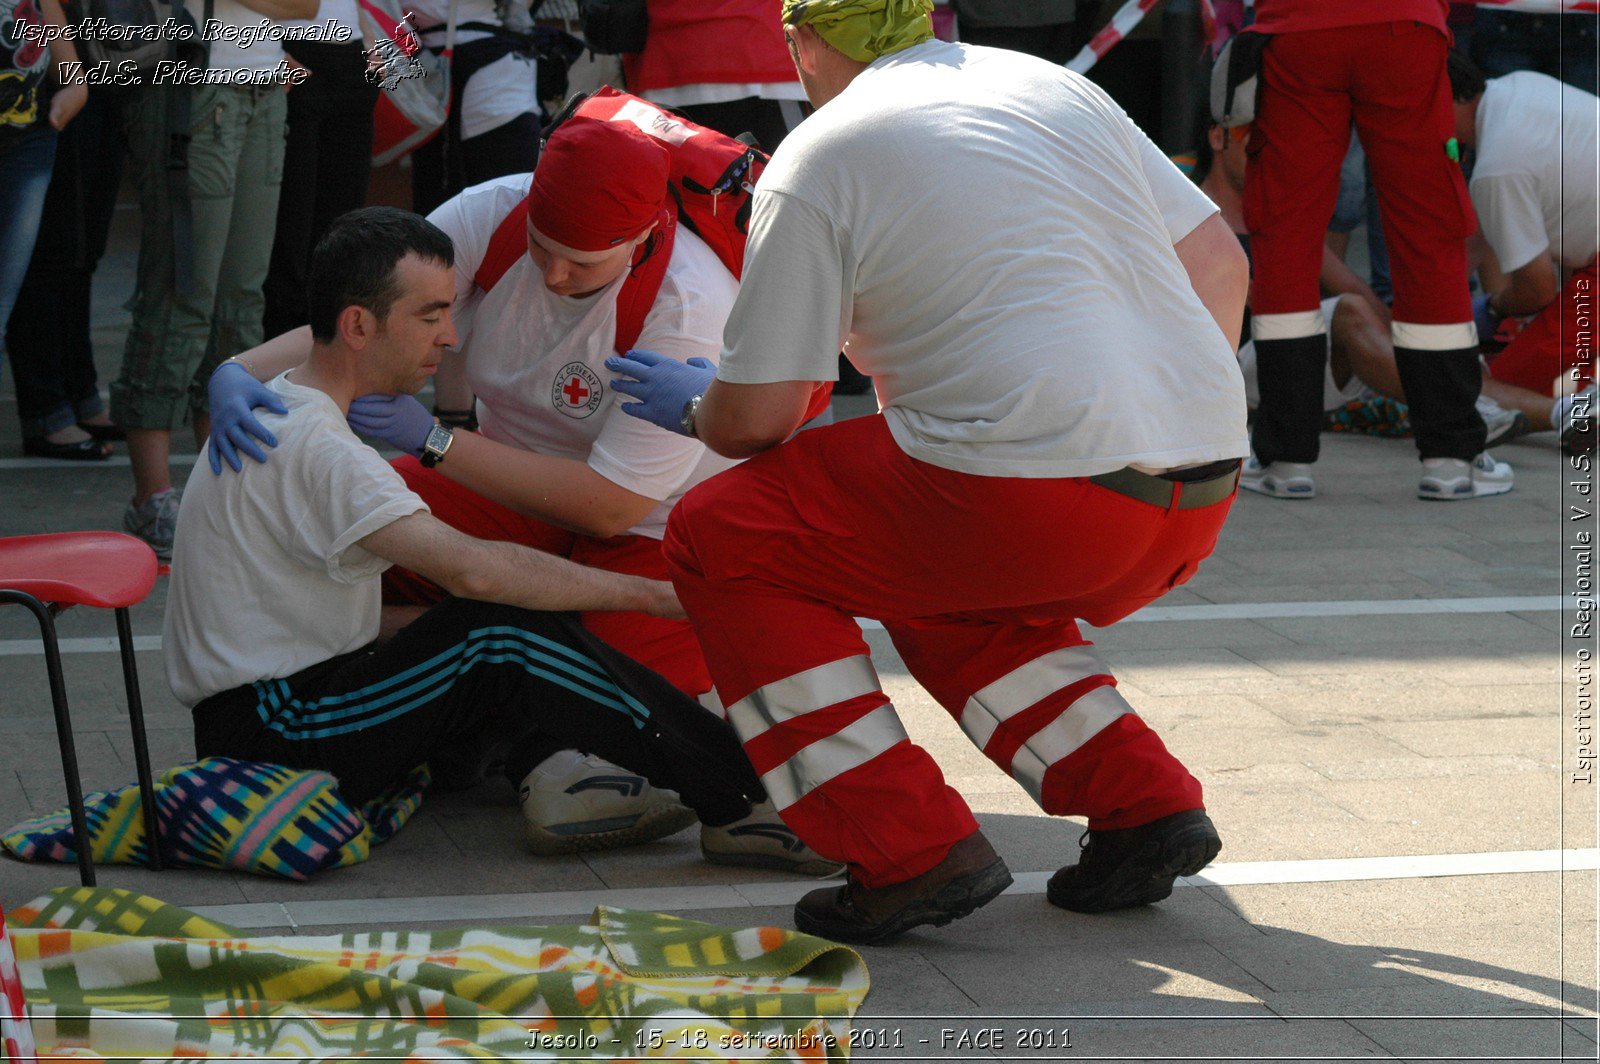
xmin=192 ymin=597 xmax=761 ymax=821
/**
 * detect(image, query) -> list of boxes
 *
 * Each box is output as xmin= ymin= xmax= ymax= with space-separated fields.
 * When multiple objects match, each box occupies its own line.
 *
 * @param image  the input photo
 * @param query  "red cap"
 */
xmin=525 ymin=117 xmax=671 ymax=252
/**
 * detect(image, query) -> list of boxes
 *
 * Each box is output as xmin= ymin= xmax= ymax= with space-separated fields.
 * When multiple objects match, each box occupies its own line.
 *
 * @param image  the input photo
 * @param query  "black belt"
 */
xmin=1088 ymin=459 xmax=1241 ymax=510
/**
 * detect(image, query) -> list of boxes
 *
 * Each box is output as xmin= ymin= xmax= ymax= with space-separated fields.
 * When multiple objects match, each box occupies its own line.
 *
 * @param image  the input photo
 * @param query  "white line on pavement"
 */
xmin=186 ymin=847 xmax=1599 ymax=930
xmin=0 ymin=596 xmax=1566 ymax=656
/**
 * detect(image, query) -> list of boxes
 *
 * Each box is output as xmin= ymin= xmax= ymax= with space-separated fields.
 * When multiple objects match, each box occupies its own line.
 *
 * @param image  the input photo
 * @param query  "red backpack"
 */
xmin=473 ymin=87 xmax=765 ymax=355
xmin=470 ymin=88 xmax=834 ymax=421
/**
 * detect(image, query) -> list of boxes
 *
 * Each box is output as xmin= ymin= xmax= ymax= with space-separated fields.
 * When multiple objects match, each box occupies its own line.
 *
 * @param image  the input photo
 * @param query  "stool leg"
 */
xmin=114 ymin=608 xmax=163 ymax=871
xmin=0 ymin=591 xmax=95 ymax=888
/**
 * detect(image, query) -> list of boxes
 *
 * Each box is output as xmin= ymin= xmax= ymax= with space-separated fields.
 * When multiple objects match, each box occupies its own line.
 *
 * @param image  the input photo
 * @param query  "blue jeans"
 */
xmin=0 ymin=122 xmax=58 ymax=371
xmin=1329 ymin=132 xmax=1392 ymax=305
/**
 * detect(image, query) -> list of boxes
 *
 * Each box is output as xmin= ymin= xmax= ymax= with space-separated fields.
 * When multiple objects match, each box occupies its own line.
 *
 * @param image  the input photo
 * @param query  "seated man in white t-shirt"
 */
xmin=167 ymin=207 xmax=839 ymax=873
xmin=200 ymin=118 xmax=776 ymax=855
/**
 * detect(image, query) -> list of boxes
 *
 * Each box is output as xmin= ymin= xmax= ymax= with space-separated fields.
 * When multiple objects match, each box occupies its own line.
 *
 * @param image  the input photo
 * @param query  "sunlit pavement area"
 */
xmin=1 ymin=201 xmax=1596 ymax=1061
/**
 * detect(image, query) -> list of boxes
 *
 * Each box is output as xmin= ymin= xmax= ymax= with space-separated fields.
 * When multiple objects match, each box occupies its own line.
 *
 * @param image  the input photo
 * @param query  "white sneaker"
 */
xmin=517 ymin=750 xmax=697 ymax=854
xmin=1477 ymin=394 xmax=1529 ymax=448
xmin=1239 ymin=455 xmax=1315 ymax=499
xmin=700 ymin=800 xmax=845 ymax=877
xmin=1417 ymin=452 xmax=1514 ymax=500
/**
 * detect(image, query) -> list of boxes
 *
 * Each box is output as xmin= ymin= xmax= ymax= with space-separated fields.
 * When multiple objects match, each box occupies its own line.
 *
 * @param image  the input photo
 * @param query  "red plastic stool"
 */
xmin=0 ymin=532 xmax=164 ymax=886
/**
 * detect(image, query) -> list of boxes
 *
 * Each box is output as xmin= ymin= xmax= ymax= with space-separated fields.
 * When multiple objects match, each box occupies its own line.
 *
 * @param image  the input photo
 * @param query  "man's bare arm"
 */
xmin=694 ymin=378 xmax=817 ymax=459
xmin=359 ymin=512 xmax=684 ymax=617
xmin=1175 ymin=213 xmax=1250 ymax=352
xmin=233 ymin=325 xmax=314 ymax=379
xmin=1492 ymin=252 xmax=1560 ymax=318
xmin=432 ymin=431 xmax=659 ymax=539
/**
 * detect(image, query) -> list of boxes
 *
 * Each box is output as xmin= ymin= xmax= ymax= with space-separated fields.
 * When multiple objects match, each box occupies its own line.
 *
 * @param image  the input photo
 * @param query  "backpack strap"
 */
xmin=474 ymin=194 xmax=532 ymax=293
xmin=473 ymin=195 xmax=677 ymax=358
xmin=614 ymin=213 xmax=675 ymax=355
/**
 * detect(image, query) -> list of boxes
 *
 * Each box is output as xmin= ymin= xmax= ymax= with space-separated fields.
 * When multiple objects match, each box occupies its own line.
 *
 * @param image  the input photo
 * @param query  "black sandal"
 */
xmin=22 ymin=436 xmax=114 ymax=461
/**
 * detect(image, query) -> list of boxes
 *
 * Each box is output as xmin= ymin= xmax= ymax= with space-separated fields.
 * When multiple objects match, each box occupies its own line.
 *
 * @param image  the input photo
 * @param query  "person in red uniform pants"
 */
xmin=1240 ymin=0 xmax=1512 ymax=502
xmin=609 ymin=0 xmax=1251 ymax=943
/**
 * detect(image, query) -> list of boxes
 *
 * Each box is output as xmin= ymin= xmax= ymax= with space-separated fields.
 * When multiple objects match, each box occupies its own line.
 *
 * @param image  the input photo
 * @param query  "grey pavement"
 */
xmin=0 ymin=199 xmax=1596 ymax=1061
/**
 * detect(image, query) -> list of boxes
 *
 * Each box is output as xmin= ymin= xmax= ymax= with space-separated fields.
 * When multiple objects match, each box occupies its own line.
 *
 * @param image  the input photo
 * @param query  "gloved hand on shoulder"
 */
xmin=606 ymin=349 xmax=717 ymax=436
xmin=207 ymin=360 xmax=287 ymax=474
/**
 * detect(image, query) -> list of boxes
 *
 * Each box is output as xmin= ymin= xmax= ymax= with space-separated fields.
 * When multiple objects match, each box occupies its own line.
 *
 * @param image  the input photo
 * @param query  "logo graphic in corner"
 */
xmin=552 ymin=362 xmax=603 ymax=419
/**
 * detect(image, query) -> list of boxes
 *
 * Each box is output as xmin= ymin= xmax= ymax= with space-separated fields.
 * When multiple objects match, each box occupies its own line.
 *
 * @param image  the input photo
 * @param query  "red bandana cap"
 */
xmin=525 ymin=117 xmax=671 ymax=252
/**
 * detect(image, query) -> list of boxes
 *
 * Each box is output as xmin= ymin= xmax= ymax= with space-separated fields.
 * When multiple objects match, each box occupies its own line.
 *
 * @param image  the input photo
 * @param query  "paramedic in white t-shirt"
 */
xmin=1452 ymin=57 xmax=1599 ymax=406
xmin=167 ymin=207 xmax=837 ymax=873
xmin=608 ymin=0 xmax=1250 ymax=944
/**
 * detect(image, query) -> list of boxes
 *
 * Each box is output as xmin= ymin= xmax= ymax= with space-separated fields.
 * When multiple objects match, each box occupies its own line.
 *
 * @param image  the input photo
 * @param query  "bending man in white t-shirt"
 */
xmin=170 ymin=207 xmax=839 ymax=873
xmin=202 ymin=118 xmax=815 ymax=863
xmin=610 ymin=1 xmax=1250 ymax=943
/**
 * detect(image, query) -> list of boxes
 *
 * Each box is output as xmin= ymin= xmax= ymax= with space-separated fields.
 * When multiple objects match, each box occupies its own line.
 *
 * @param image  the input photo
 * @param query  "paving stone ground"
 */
xmin=1 ymin=198 xmax=1595 ymax=1061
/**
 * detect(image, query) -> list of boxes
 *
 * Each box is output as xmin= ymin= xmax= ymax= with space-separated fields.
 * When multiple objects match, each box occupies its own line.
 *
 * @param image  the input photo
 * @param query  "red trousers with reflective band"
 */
xmin=1488 ymin=259 xmax=1599 ymax=394
xmin=383 ymin=455 xmax=712 ymax=697
xmin=1244 ymin=21 xmax=1475 ymax=328
xmin=664 ymin=415 xmax=1228 ymax=890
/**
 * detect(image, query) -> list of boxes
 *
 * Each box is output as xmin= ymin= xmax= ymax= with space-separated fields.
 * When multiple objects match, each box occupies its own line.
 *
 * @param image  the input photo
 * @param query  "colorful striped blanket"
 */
xmin=5 ymin=888 xmax=869 ymax=1060
xmin=1 ymin=758 xmax=428 ymax=880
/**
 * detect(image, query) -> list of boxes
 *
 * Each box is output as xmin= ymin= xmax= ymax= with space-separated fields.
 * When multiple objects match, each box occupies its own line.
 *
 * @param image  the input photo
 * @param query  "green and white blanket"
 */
xmin=6 ymin=888 xmax=869 ymax=1060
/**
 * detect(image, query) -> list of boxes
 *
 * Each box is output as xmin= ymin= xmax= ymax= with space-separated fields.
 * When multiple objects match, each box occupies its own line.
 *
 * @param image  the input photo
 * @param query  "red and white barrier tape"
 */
xmin=0 ymin=903 xmax=35 ymax=1064
xmin=1473 ymin=0 xmax=1600 ymax=12
xmin=1065 ymin=0 xmax=1218 ymax=75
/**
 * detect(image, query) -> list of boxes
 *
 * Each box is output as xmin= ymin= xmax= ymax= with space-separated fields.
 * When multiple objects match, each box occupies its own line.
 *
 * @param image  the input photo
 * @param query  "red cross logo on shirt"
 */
xmin=551 ymin=361 xmax=603 ymax=419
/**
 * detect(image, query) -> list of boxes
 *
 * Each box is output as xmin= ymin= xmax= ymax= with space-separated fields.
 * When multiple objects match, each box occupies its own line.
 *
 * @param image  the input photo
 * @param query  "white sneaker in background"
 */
xmin=518 ymin=750 xmax=696 ymax=854
xmin=701 ymin=800 xmax=845 ymax=877
xmin=1417 ymin=452 xmax=1514 ymax=500
xmin=1239 ymin=455 xmax=1316 ymax=499
xmin=1476 ymin=394 xmax=1529 ymax=448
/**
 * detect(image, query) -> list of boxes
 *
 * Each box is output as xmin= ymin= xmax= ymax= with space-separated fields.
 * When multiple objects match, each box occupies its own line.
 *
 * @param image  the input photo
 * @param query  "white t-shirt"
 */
xmin=410 ymin=0 xmax=539 ymax=139
xmin=187 ymin=0 xmax=286 ymax=72
xmin=427 ymin=174 xmax=742 ymax=539
xmin=1473 ymin=71 xmax=1599 ymax=273
xmin=720 ymin=40 xmax=1248 ymax=479
xmin=164 ymin=374 xmax=428 ymax=707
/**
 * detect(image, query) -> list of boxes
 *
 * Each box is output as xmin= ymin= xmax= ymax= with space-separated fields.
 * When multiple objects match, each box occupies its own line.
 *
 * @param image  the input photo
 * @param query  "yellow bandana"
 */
xmin=781 ymin=0 xmax=935 ymax=64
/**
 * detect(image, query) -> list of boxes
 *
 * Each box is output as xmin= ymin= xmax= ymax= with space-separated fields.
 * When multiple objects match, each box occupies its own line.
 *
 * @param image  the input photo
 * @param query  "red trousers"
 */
xmin=664 ymin=416 xmax=1230 ymax=889
xmin=1488 ymin=260 xmax=1599 ymax=394
xmin=1245 ymin=21 xmax=1476 ymax=327
xmin=384 ymin=456 xmax=713 ymax=697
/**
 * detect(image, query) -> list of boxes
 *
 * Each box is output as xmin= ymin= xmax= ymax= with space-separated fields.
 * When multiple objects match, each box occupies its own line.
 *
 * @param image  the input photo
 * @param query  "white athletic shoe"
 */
xmin=700 ymin=800 xmax=845 ymax=877
xmin=1417 ymin=452 xmax=1514 ymax=500
xmin=1239 ymin=455 xmax=1316 ymax=499
xmin=1477 ymin=394 xmax=1530 ymax=449
xmin=518 ymin=750 xmax=697 ymax=854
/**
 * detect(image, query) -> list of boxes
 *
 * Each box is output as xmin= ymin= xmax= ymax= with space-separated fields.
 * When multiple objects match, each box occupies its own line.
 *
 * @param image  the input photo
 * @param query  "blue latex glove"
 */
xmin=1473 ymin=292 xmax=1502 ymax=345
xmin=207 ymin=360 xmax=288 ymax=474
xmin=347 ymin=392 xmax=435 ymax=456
xmin=606 ymin=349 xmax=717 ymax=436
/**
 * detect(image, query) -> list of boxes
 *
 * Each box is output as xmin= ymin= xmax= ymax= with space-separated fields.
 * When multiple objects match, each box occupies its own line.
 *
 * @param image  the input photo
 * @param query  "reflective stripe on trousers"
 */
xmin=727 ymin=654 xmax=911 ymax=811
xmin=958 ymin=644 xmax=1135 ymax=806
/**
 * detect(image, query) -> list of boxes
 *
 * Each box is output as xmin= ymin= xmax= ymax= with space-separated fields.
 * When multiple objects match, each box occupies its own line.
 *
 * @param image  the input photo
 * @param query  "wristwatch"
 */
xmin=680 ymin=394 xmax=703 ymax=438
xmin=419 ymin=423 xmax=454 ymax=468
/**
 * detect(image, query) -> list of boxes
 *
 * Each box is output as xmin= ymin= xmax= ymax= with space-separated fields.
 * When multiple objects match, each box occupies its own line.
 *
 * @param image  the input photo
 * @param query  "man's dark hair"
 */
xmin=307 ymin=207 xmax=455 ymax=343
xmin=1447 ymin=49 xmax=1486 ymax=103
